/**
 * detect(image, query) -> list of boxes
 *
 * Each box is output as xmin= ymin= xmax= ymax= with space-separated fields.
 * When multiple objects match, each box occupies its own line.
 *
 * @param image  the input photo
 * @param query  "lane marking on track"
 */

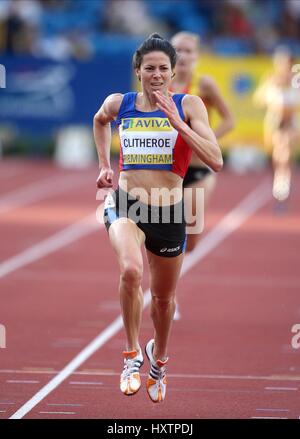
xmin=38 ymin=411 xmax=76 ymax=415
xmin=47 ymin=403 xmax=84 ymax=407
xmin=2 ymin=369 xmax=300 ymax=381
xmin=0 ymin=214 xmax=99 ymax=278
xmin=9 ymin=179 xmax=271 ymax=419
xmin=264 ymin=387 xmax=298 ymax=391
xmin=69 ymin=381 xmax=103 ymax=386
xmin=10 ymin=270 xmax=300 ymax=289
xmin=0 ymin=172 xmax=92 ymax=215
xmin=0 ymin=167 xmax=25 ymax=180
xmin=51 ymin=338 xmax=87 ymax=348
xmin=168 ymin=388 xmax=258 ymax=394
xmin=8 ymin=269 xmax=106 ymax=283
xmin=251 ymin=416 xmax=289 ymax=419
xmin=6 ymin=380 xmax=40 ymax=384
xmin=256 ymin=408 xmax=290 ymax=412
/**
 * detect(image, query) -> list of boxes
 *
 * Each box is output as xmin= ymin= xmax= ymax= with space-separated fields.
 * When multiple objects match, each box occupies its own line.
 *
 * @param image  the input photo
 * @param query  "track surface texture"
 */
xmin=0 ymin=158 xmax=299 ymax=419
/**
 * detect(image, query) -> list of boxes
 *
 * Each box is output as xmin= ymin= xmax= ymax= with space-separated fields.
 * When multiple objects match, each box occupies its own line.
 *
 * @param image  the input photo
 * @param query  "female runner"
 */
xmin=254 ymin=47 xmax=300 ymax=206
xmin=171 ymin=32 xmax=234 ymax=251
xmin=93 ymin=33 xmax=222 ymax=403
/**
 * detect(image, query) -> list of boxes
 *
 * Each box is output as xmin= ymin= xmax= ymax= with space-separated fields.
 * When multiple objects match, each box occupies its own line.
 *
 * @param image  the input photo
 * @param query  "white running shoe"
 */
xmin=145 ymin=339 xmax=168 ymax=403
xmin=173 ymin=302 xmax=181 ymax=321
xmin=272 ymin=172 xmax=291 ymax=201
xmin=120 ymin=349 xmax=143 ymax=396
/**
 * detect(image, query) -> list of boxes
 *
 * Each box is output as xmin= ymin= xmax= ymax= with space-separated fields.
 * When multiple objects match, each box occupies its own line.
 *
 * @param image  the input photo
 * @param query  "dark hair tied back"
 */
xmin=133 ymin=33 xmax=177 ymax=69
xmin=148 ymin=33 xmax=163 ymax=40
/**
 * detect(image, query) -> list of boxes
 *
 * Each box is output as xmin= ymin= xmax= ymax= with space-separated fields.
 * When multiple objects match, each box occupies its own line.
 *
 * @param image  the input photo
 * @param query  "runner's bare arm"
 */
xmin=182 ymin=95 xmax=223 ymax=171
xmin=93 ymin=93 xmax=123 ymax=188
xmin=154 ymin=91 xmax=223 ymax=172
xmin=199 ymin=76 xmax=235 ymax=139
xmin=253 ymin=76 xmax=270 ymax=108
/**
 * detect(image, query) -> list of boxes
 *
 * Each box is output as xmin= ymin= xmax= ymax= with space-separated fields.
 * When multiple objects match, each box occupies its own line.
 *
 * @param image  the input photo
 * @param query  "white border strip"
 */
xmin=0 ymin=173 xmax=90 ymax=215
xmin=0 ymin=215 xmax=99 ymax=279
xmin=9 ymin=179 xmax=271 ymax=419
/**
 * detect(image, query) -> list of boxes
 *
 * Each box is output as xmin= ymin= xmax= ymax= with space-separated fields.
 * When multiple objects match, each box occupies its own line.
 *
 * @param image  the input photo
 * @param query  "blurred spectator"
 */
xmin=34 ymin=30 xmax=93 ymax=61
xmin=0 ymin=0 xmax=299 ymax=58
xmin=0 ymin=0 xmax=94 ymax=60
xmin=0 ymin=0 xmax=41 ymax=55
xmin=9 ymin=0 xmax=42 ymax=26
xmin=103 ymin=0 xmax=165 ymax=36
xmin=286 ymin=0 xmax=300 ymax=19
xmin=39 ymin=0 xmax=69 ymax=10
xmin=216 ymin=1 xmax=253 ymax=38
xmin=279 ymin=8 xmax=300 ymax=40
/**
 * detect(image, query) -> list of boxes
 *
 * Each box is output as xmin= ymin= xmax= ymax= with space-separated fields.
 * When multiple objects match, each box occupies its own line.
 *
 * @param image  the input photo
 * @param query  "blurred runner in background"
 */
xmin=171 ymin=32 xmax=234 ymax=321
xmin=171 ymin=32 xmax=235 ymax=252
xmin=254 ymin=46 xmax=300 ymax=210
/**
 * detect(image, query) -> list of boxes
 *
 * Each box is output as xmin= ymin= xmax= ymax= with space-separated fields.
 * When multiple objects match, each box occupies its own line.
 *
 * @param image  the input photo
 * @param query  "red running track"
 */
xmin=0 ymin=158 xmax=300 ymax=419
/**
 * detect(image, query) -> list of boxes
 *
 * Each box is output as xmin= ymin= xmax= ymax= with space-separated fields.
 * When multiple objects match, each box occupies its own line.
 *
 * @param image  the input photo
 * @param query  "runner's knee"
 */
xmin=151 ymin=294 xmax=175 ymax=312
xmin=120 ymin=261 xmax=143 ymax=289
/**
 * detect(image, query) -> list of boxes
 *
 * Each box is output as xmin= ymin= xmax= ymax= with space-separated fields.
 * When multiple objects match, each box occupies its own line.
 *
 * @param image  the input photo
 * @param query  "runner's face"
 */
xmin=273 ymin=54 xmax=292 ymax=77
xmin=137 ymin=51 xmax=173 ymax=94
xmin=172 ymin=37 xmax=198 ymax=75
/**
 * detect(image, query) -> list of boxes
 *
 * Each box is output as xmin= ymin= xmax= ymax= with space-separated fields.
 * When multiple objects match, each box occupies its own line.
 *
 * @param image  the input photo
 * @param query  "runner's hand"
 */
xmin=154 ymin=90 xmax=184 ymax=131
xmin=97 ymin=167 xmax=114 ymax=188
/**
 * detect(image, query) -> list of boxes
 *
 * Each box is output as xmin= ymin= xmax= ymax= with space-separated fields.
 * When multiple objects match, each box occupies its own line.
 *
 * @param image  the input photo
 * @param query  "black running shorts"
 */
xmin=183 ymin=165 xmax=212 ymax=188
xmin=103 ymin=187 xmax=186 ymax=257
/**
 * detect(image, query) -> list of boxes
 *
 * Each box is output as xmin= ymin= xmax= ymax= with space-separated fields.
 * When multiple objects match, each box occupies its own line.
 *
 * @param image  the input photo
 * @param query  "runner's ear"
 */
xmin=135 ymin=68 xmax=141 ymax=81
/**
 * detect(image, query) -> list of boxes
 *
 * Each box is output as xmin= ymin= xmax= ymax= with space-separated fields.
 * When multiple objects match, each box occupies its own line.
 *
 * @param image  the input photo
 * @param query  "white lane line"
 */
xmin=180 ymin=180 xmax=271 ymax=276
xmin=0 ymin=214 xmax=99 ymax=278
xmin=69 ymin=381 xmax=103 ymax=386
xmin=9 ymin=179 xmax=271 ymax=419
xmin=0 ymin=173 xmax=90 ymax=215
xmin=9 ymin=316 xmax=123 ymax=420
xmin=2 ymin=369 xmax=300 ymax=382
xmin=251 ymin=417 xmax=289 ymax=419
xmin=169 ymin=388 xmax=257 ymax=395
xmin=51 ymin=338 xmax=87 ymax=348
xmin=256 ymin=409 xmax=290 ymax=412
xmin=0 ymin=410 xmax=6 ymax=413
xmin=265 ymin=387 xmax=298 ymax=391
xmin=0 ymin=167 xmax=25 ymax=180
xmin=9 ymin=269 xmax=105 ymax=283
xmin=39 ymin=411 xmax=76 ymax=415
xmin=47 ymin=403 xmax=84 ymax=407
xmin=7 ymin=380 xmax=40 ymax=384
